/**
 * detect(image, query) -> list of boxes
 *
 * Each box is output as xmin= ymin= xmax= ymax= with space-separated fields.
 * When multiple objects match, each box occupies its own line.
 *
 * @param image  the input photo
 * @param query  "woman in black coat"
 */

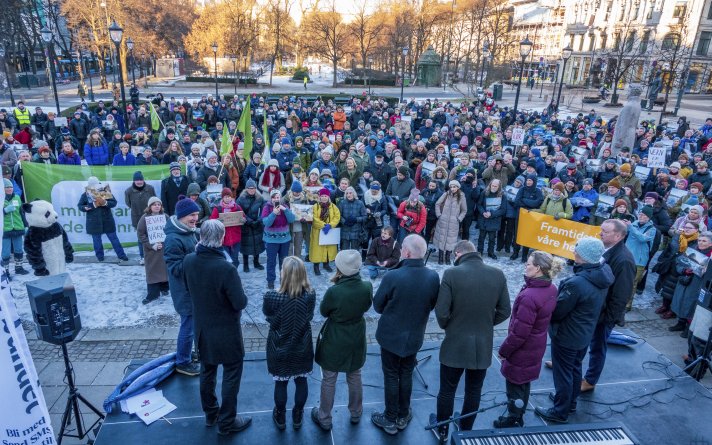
xmin=236 ymin=182 xmax=265 ymax=271
xmin=477 ymin=179 xmax=508 ymax=259
xmin=262 ymin=257 xmax=316 ymax=430
xmin=77 ymin=177 xmax=129 ymax=262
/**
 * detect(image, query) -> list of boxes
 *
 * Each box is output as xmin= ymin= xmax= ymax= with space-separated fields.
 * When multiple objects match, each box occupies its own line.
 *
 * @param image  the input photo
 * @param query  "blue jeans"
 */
xmin=265 ymin=242 xmax=289 ymax=284
xmin=2 ymin=234 xmax=23 ymax=262
xmin=92 ymin=232 xmax=127 ymax=260
xmin=367 ymin=265 xmax=381 ymax=280
xmin=584 ymin=322 xmax=614 ymax=385
xmin=136 ymin=232 xmax=144 ymax=259
xmin=550 ymin=341 xmax=587 ymax=419
xmin=224 ymin=244 xmax=241 ymax=266
xmin=177 ymin=314 xmax=194 ymax=366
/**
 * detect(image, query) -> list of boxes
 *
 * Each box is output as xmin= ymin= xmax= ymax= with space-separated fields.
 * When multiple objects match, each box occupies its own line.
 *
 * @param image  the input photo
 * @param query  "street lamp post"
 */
xmin=367 ymin=57 xmax=373 ymax=95
xmin=555 ymin=45 xmax=573 ymax=110
xmin=108 ymin=21 xmax=128 ymax=124
xmin=0 ymin=46 xmax=16 ymax=107
xmin=126 ymin=38 xmax=136 ymax=85
xmin=230 ymin=55 xmax=237 ymax=96
xmin=400 ymin=47 xmax=408 ymax=103
xmin=211 ymin=42 xmax=218 ymax=98
xmin=83 ymin=50 xmax=95 ymax=101
xmin=40 ymin=26 xmax=61 ymax=113
xmin=480 ymin=42 xmax=489 ymax=88
xmin=242 ymin=55 xmax=247 ymax=89
xmin=513 ymin=36 xmax=533 ymax=119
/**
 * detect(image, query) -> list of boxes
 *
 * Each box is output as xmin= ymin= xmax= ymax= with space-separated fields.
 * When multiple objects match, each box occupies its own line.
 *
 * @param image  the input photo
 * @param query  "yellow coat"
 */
xmin=309 ymin=202 xmax=341 ymax=263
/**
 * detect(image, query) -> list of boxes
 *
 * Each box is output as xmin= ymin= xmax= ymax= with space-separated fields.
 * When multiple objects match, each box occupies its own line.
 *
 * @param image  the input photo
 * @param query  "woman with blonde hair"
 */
xmin=263 ymin=256 xmax=316 ymax=430
xmin=495 ymin=250 xmax=562 ymax=428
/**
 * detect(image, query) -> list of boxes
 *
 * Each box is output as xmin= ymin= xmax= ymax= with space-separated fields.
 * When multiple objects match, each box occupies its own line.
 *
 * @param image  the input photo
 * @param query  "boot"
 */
xmin=14 ymin=260 xmax=29 ymax=275
xmin=493 ymin=415 xmax=524 ymax=428
xmin=438 ymin=250 xmax=444 ymax=265
xmin=292 ymin=408 xmax=304 ymax=430
xmin=680 ymin=323 xmax=690 ymax=338
xmin=1 ymin=261 xmax=10 ymax=282
xmin=313 ymin=263 xmax=321 ymax=276
xmin=509 ymin=251 xmax=519 ymax=261
xmin=323 ymin=262 xmax=333 ymax=272
xmin=253 ymin=257 xmax=264 ymax=270
xmin=445 ymin=251 xmax=451 ymax=265
xmin=243 ymin=255 xmax=250 ymax=273
xmin=273 ymin=408 xmax=286 ymax=430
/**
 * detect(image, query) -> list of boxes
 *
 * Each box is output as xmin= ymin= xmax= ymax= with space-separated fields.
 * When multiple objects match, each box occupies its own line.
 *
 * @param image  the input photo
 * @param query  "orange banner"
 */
xmin=515 ymin=209 xmax=601 ymax=260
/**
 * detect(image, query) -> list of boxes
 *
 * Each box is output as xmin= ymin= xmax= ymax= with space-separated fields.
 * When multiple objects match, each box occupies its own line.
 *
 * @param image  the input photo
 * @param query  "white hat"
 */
xmin=206 ymin=150 xmax=218 ymax=160
xmin=335 ymin=250 xmax=362 ymax=276
xmin=87 ymin=176 xmax=101 ymax=189
xmin=268 ymin=159 xmax=279 ymax=167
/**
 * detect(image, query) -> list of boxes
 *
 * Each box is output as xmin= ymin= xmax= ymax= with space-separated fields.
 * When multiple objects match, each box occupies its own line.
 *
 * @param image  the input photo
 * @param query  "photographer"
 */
xmin=396 ymin=189 xmax=427 ymax=243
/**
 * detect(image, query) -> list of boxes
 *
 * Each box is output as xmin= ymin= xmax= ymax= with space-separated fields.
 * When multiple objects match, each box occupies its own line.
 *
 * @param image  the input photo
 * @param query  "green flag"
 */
xmin=220 ymin=121 xmax=232 ymax=156
xmin=149 ymin=102 xmax=161 ymax=132
xmin=237 ymin=101 xmax=253 ymax=160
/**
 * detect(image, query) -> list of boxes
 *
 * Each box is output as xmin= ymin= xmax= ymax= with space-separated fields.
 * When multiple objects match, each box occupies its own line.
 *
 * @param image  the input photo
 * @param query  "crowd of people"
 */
xmin=2 ymin=92 xmax=712 ymax=438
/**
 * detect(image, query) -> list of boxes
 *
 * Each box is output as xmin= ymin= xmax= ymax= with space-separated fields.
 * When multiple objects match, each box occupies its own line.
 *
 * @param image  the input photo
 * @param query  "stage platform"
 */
xmin=94 ymin=333 xmax=712 ymax=444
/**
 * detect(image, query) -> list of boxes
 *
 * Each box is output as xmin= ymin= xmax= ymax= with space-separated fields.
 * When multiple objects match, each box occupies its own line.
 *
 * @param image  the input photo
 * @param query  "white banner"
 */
xmin=647 ymin=146 xmax=666 ymax=169
xmin=51 ymin=180 xmax=162 ymax=245
xmin=0 ymin=206 xmax=56 ymax=444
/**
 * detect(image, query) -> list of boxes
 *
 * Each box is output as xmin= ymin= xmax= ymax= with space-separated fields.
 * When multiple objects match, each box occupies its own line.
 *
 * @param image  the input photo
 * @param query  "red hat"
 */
xmin=302 ymin=121 xmax=309 ymax=128
xmin=318 ymin=188 xmax=331 ymax=197
xmin=391 ymin=139 xmax=398 ymax=146
xmin=578 ymin=140 xmax=588 ymax=146
xmin=221 ymin=187 xmax=233 ymax=198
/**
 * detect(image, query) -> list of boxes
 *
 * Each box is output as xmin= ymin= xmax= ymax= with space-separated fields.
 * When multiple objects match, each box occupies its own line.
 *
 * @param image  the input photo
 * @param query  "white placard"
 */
xmin=54 ymin=116 xmax=68 ymax=127
xmin=647 ymin=146 xmax=666 ymax=169
xmin=511 ymin=128 xmax=525 ymax=146
xmin=145 ymin=214 xmax=166 ymax=244
xmin=318 ymin=227 xmax=341 ymax=245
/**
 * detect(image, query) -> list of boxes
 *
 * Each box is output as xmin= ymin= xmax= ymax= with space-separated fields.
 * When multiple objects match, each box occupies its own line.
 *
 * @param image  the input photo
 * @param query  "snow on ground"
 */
xmin=9 ymin=243 xmax=662 ymax=330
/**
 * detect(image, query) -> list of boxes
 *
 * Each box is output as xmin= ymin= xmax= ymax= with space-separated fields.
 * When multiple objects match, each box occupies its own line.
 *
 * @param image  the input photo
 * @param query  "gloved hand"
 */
xmin=323 ymin=224 xmax=331 ymax=234
xmin=66 ymin=254 xmax=74 ymax=264
xmin=4 ymin=204 xmax=16 ymax=213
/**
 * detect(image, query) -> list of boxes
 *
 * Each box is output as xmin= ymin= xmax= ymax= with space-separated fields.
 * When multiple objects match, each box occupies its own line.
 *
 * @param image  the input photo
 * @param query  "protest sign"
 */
xmin=594 ymin=195 xmax=615 ymax=219
xmin=54 ymin=117 xmax=68 ymax=127
xmin=217 ymin=211 xmax=245 ymax=227
xmin=292 ymin=204 xmax=314 ymax=221
xmin=511 ymin=128 xmax=525 ymax=146
xmin=145 ymin=215 xmax=167 ymax=244
xmin=648 ymin=145 xmax=666 ymax=169
xmin=515 ymin=209 xmax=601 ymax=260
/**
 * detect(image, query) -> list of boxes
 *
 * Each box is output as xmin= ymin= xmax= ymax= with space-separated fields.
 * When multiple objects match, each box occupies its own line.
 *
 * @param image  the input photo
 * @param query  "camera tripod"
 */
xmin=57 ymin=342 xmax=104 ymax=445
xmin=683 ymin=327 xmax=712 ymax=381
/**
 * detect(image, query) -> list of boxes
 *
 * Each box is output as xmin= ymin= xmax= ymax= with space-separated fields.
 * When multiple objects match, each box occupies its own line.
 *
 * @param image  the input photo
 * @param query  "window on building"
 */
xmin=708 ymin=1 xmax=712 ymax=19
xmin=673 ymin=4 xmax=687 ymax=17
xmin=698 ymin=31 xmax=712 ymax=56
xmin=626 ymin=32 xmax=637 ymax=52
xmin=600 ymin=33 xmax=608 ymax=49
xmin=662 ymin=33 xmax=681 ymax=50
xmin=633 ymin=1 xmax=641 ymax=18
xmin=614 ymin=32 xmax=622 ymax=50
xmin=641 ymin=30 xmax=651 ymax=53
xmin=578 ymin=34 xmax=585 ymax=51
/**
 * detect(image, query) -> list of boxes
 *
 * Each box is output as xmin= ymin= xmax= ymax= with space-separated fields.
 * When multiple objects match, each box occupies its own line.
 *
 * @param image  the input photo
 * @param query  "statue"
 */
xmin=611 ymin=84 xmax=642 ymax=156
xmin=646 ymin=71 xmax=662 ymax=111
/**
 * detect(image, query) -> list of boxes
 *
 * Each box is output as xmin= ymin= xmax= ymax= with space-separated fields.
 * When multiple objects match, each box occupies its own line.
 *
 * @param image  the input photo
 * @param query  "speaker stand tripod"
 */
xmin=57 ymin=342 xmax=105 ymax=445
xmin=683 ymin=327 xmax=712 ymax=381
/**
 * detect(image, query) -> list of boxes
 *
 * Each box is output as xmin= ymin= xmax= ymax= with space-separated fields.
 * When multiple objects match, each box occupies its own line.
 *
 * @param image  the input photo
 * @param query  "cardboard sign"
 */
xmin=54 ymin=116 xmax=68 ymax=127
xmin=585 ymin=158 xmax=602 ymax=173
xmin=292 ymin=204 xmax=314 ymax=221
xmin=511 ymin=128 xmax=525 ymax=146
xmin=594 ymin=195 xmax=615 ymax=219
xmin=217 ymin=210 xmax=245 ymax=227
xmin=648 ymin=145 xmax=666 ymax=169
xmin=666 ymin=188 xmax=686 ymax=208
xmin=515 ymin=209 xmax=601 ymax=260
xmin=394 ymin=120 xmax=412 ymax=137
xmin=319 ymin=227 xmax=341 ymax=245
xmin=145 ymin=214 xmax=166 ymax=244
xmin=634 ymin=165 xmax=651 ymax=181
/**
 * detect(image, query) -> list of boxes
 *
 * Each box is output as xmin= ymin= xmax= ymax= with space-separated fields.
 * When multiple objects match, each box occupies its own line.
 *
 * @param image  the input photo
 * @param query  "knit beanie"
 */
xmin=645 ymin=192 xmax=659 ymax=201
xmin=221 ymin=187 xmax=233 ymax=198
xmin=291 ymin=181 xmax=303 ymax=193
xmin=574 ymin=237 xmax=605 ymax=264
xmin=133 ymin=171 xmax=144 ymax=181
xmin=607 ymin=178 xmax=622 ymax=189
xmin=614 ymin=199 xmax=628 ymax=209
xmin=3 ymin=178 xmax=13 ymax=188
xmin=335 ymin=249 xmax=362 ymax=276
xmin=246 ymin=178 xmax=257 ymax=189
xmin=169 ymin=162 xmax=181 ymax=172
xmin=449 ymin=180 xmax=461 ymax=189
xmin=619 ymin=163 xmax=632 ymax=173
xmin=187 ymin=183 xmax=201 ymax=196
xmin=175 ymin=197 xmax=200 ymax=219
xmin=640 ymin=205 xmax=654 ymax=219
xmin=409 ymin=188 xmax=420 ymax=201
xmin=553 ymin=182 xmax=566 ymax=192
xmin=147 ymin=196 xmax=162 ymax=207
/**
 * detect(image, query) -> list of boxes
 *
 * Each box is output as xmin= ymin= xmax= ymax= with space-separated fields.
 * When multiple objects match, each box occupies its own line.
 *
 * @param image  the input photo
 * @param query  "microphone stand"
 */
xmin=425 ymin=401 xmax=511 ymax=430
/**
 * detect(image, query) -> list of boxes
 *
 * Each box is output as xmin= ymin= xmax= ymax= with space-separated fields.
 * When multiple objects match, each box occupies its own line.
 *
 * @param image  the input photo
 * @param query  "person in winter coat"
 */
xmin=434 ymin=180 xmax=468 ymax=265
xmin=670 ymin=231 xmax=712 ymax=337
xmin=210 ymin=188 xmax=244 ymax=266
xmin=77 ymin=177 xmax=128 ymax=262
xmin=511 ymin=174 xmax=544 ymax=261
xmin=396 ymin=188 xmax=427 ymax=243
xmin=459 ymin=169 xmax=482 ymax=241
xmin=309 ymin=188 xmax=341 ymax=275
xmin=84 ymin=131 xmax=110 ymax=165
xmin=364 ymin=226 xmax=401 ymax=280
xmin=186 ymin=182 xmax=212 ymax=227
xmin=477 ymin=179 xmax=508 ymax=259
xmin=571 ymin=178 xmax=598 ymax=223
xmin=536 ymin=182 xmax=573 ymax=220
xmin=363 ymin=181 xmax=387 ymax=241
xmin=183 ymin=220 xmax=252 ymax=434
xmin=161 ymin=163 xmax=189 ymax=217
xmin=243 ymin=151 xmax=265 ymax=186
xmin=136 ymin=197 xmax=169 ymax=304
xmin=655 ymin=220 xmax=700 ymax=318
xmin=337 ymin=186 xmax=367 ymax=250
xmin=431 ymin=240 xmax=510 ymax=440
xmin=312 ymin=250 xmax=372 ymax=431
xmin=236 ymin=179 xmax=265 ymax=272
xmin=125 ymin=171 xmax=157 ymax=263
xmin=625 ymin=206 xmax=657 ymax=308
xmin=57 ymin=141 xmax=82 ymax=165
xmin=163 ymin=197 xmax=201 ymax=376
xmin=263 ymin=256 xmax=316 ymax=430
xmin=372 ymin=236 xmax=440 ymax=435
xmin=535 ymin=238 xmax=614 ymax=424
xmin=2 ymin=179 xmax=29 ymax=276
xmin=498 ymin=175 xmax=523 ymax=253
xmin=112 ymin=142 xmax=136 ymax=166
xmin=197 ymin=151 xmax=229 ymax=190
xmin=422 ymin=180 xmax=444 ymax=242
xmin=495 ymin=251 xmax=561 ymax=428
xmin=282 ymin=181 xmax=311 ymax=258
xmin=259 ymin=159 xmax=287 ymax=200
xmin=261 ymin=190 xmax=296 ymax=289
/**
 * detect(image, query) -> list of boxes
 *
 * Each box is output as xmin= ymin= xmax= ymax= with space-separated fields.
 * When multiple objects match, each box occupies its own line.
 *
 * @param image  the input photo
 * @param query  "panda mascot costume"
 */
xmin=23 ymin=200 xmax=74 ymax=276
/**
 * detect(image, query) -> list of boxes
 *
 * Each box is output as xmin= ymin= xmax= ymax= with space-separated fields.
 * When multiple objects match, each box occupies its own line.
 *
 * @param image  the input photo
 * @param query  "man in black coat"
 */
xmin=536 ymin=238 xmax=614 ymax=423
xmin=371 ymin=235 xmax=440 ymax=435
xmin=183 ymin=220 xmax=252 ymax=436
xmin=582 ymin=219 xmax=636 ymax=393
xmin=161 ymin=162 xmax=189 ymax=216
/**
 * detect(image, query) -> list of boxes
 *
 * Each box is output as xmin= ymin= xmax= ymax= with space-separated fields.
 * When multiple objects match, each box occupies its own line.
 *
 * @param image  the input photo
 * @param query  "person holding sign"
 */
xmin=210 ymin=188 xmax=244 ymax=268
xmin=77 ymin=177 xmax=129 ymax=263
xmin=262 ymin=190 xmax=296 ymax=290
xmin=137 ymin=197 xmax=169 ymax=305
xmin=309 ymin=188 xmax=340 ymax=276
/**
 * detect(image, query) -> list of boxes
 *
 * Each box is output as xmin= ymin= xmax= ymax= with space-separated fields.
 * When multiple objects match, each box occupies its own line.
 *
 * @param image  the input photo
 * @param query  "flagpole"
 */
xmin=148 ymin=102 xmax=166 ymax=132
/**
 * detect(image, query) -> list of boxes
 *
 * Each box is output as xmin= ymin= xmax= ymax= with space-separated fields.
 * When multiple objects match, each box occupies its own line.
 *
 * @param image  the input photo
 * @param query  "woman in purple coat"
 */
xmin=495 ymin=250 xmax=562 ymax=428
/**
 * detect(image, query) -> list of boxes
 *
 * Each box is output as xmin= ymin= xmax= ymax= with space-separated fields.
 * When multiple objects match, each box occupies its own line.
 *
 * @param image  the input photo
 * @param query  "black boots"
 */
xmin=243 ymin=255 xmax=250 ymax=273
xmin=669 ymin=319 xmax=687 ymax=332
xmin=438 ymin=250 xmax=444 ymax=265
xmin=273 ymin=408 xmax=286 ymax=430
xmin=445 ymin=251 xmax=451 ymax=265
xmin=14 ymin=260 xmax=29 ymax=275
xmin=493 ymin=415 xmax=524 ymax=428
xmin=323 ymin=262 xmax=333 ymax=272
xmin=292 ymin=408 xmax=304 ymax=430
xmin=313 ymin=263 xmax=321 ymax=276
xmin=510 ymin=251 xmax=519 ymax=261
xmin=253 ymin=257 xmax=264 ymax=270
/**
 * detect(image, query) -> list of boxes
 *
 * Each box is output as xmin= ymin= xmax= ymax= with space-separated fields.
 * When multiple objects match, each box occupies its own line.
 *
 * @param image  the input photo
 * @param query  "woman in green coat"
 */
xmin=312 ymin=250 xmax=372 ymax=431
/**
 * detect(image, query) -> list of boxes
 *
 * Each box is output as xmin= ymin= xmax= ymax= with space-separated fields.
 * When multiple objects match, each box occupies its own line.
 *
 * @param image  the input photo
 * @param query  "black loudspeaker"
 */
xmin=25 ymin=273 xmax=81 ymax=345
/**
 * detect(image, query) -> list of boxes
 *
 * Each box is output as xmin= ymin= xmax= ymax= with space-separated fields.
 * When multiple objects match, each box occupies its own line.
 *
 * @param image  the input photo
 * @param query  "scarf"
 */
xmin=261 ymin=168 xmax=282 ymax=189
xmin=679 ymin=231 xmax=699 ymax=253
xmin=319 ymin=202 xmax=331 ymax=222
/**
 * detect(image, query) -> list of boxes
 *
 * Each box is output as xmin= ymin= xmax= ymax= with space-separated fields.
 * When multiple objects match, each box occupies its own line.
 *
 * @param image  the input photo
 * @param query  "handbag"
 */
xmin=314 ymin=319 xmax=329 ymax=363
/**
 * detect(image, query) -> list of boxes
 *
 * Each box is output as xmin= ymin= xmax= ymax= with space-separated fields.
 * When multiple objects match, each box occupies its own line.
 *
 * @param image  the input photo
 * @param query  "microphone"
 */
xmin=425 ymin=399 xmax=524 ymax=430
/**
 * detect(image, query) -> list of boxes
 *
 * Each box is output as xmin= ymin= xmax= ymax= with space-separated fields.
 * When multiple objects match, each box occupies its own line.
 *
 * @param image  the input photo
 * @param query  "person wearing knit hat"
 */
xmin=448 ymin=180 xmax=461 ymax=189
xmin=575 ymin=237 xmax=606 ymax=264
xmin=433 ymin=179 xmax=467 ymax=264
xmin=553 ymin=182 xmax=565 ymax=193
xmin=127 ymin=169 xmax=157 ymax=263
xmin=610 ymin=199 xmax=634 ymax=222
xmin=370 ymin=181 xmax=381 ymax=190
xmin=2 ymin=178 xmax=28 ymax=276
xmin=619 ymin=163 xmax=631 ymax=173
xmin=260 ymin=186 xmax=296 ymax=289
xmin=690 ymin=182 xmax=704 ymax=193
xmin=337 ymin=186 xmax=366 ymax=250
xmin=310 ymin=186 xmax=339 ymax=276
xmin=175 ymin=196 xmax=200 ymax=219
xmin=133 ymin=171 xmax=144 ymax=181
xmin=236 ymin=175 xmax=266 ymax=273
xmin=669 ymin=161 xmax=682 ymax=170
xmin=290 ymin=180 xmax=303 ymax=193
xmin=79 ymin=176 xmax=129 ymax=263
xmin=137 ymin=195 xmax=168 ymax=304
xmin=334 ymin=249 xmax=362 ymax=276
xmin=607 ymin=178 xmax=621 ymax=190
xmin=644 ymin=192 xmax=659 ymax=202
xmin=169 ymin=162 xmax=181 ymax=172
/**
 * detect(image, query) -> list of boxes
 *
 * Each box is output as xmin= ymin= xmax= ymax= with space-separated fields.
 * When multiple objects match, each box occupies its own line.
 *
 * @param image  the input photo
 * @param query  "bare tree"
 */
xmin=600 ymin=21 xmax=650 ymax=104
xmin=349 ymin=0 xmax=379 ymax=69
xmin=264 ymin=0 xmax=296 ymax=85
xmin=656 ymin=9 xmax=694 ymax=114
xmin=301 ymin=1 xmax=349 ymax=87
